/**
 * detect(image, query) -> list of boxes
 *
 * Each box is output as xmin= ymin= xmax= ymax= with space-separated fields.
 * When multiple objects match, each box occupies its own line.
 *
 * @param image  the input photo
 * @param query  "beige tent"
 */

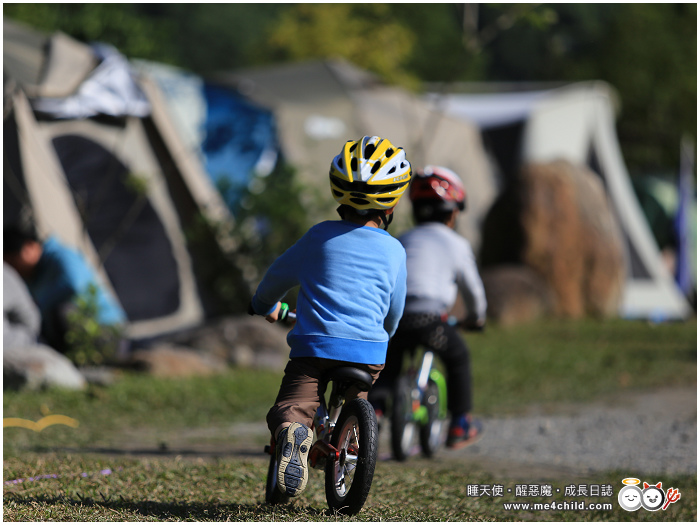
xmin=429 ymin=82 xmax=691 ymax=320
xmin=3 ymin=19 xmax=234 ymax=339
xmin=212 ymin=59 xmax=497 ymax=248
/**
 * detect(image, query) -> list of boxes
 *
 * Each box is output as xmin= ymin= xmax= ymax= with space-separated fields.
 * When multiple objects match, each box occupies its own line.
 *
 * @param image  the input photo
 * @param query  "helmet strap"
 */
xmin=380 ymin=211 xmax=393 ymax=230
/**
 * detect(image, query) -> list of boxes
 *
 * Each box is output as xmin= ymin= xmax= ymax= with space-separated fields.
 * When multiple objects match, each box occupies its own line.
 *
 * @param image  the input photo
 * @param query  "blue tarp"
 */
xmin=202 ymin=85 xmax=278 ymax=211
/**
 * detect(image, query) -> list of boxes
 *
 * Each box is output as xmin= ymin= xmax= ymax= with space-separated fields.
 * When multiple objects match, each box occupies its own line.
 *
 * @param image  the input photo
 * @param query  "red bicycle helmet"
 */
xmin=409 ymin=165 xmax=466 ymax=211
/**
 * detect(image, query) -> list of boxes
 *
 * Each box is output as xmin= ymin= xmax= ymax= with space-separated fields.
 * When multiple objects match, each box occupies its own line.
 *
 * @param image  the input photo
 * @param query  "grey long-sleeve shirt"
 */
xmin=399 ymin=222 xmax=487 ymax=323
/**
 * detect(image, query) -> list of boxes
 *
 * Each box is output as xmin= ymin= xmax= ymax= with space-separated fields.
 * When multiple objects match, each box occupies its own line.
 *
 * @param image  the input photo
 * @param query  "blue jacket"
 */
xmin=28 ymin=236 xmax=127 ymax=328
xmin=252 ymin=221 xmax=407 ymax=365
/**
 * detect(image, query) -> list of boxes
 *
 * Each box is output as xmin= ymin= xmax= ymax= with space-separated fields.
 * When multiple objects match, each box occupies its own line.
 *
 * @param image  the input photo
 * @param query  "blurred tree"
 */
xmin=261 ymin=3 xmax=418 ymax=88
xmin=478 ymin=3 xmax=696 ymax=176
xmin=4 ymin=3 xmax=178 ymax=64
xmin=150 ymin=4 xmax=285 ymax=74
xmin=5 ymin=4 xmax=694 ymax=177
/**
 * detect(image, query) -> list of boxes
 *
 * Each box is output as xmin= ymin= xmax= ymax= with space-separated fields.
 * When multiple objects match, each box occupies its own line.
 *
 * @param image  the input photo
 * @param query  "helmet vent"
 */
xmin=333 ymin=190 xmax=343 ymax=197
xmin=350 ymin=197 xmax=369 ymax=205
xmin=371 ymin=161 xmax=381 ymax=174
xmin=388 ymin=166 xmax=396 ymax=174
xmin=386 ymin=148 xmax=394 ymax=157
xmin=364 ymin=144 xmax=376 ymax=158
xmin=351 ymin=158 xmax=358 ymax=171
xmin=337 ymin=158 xmax=343 ymax=169
xmin=349 ymin=143 xmax=358 ymax=152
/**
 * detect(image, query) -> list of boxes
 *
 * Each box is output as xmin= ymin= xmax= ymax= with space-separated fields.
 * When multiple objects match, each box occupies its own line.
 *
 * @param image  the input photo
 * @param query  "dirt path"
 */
xmin=77 ymin=386 xmax=696 ymax=481
xmin=436 ymin=386 xmax=696 ymax=479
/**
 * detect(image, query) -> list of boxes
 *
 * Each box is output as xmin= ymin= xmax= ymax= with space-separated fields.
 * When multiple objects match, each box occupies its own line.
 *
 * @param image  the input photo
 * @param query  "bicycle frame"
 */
xmin=408 ymin=349 xmax=448 ymax=423
xmin=307 ymin=384 xmax=344 ymax=469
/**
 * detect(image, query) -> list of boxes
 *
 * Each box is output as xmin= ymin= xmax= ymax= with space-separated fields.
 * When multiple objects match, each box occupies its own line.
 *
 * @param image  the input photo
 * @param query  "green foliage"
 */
xmin=182 ymin=162 xmax=314 ymax=313
xmin=64 ymin=284 xmax=124 ymax=367
xmin=263 ymin=4 xmax=419 ymax=89
xmin=478 ymin=3 xmax=696 ymax=175
xmin=4 ymin=4 xmax=177 ymax=64
xmin=123 ymin=173 xmax=149 ymax=197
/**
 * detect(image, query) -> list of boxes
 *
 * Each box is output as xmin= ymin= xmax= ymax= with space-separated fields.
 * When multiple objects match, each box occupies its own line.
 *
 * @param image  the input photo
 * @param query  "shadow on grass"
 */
xmin=46 ymin=445 xmax=265 ymax=459
xmin=4 ymin=494 xmax=335 ymax=520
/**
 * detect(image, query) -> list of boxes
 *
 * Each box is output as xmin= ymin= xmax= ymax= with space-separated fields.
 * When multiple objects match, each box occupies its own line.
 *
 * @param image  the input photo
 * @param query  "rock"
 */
xmin=129 ymin=345 xmax=226 ymax=378
xmin=481 ymin=160 xmax=626 ymax=320
xmin=78 ymin=366 xmax=118 ymax=386
xmin=481 ymin=265 xmax=556 ymax=326
xmin=3 ymin=344 xmax=86 ymax=391
xmin=162 ymin=315 xmax=291 ymax=370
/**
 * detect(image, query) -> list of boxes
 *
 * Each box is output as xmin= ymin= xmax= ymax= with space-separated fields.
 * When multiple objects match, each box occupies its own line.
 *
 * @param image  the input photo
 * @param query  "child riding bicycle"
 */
xmin=248 ymin=136 xmax=412 ymax=497
xmin=370 ymin=165 xmax=487 ymax=450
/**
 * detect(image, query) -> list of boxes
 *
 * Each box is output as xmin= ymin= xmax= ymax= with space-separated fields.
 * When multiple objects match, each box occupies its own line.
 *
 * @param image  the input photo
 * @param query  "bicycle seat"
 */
xmin=324 ymin=367 xmax=373 ymax=392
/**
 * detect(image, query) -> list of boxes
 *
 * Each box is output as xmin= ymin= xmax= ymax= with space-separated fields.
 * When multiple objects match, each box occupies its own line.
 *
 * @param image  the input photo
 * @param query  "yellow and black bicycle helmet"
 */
xmin=329 ymin=136 xmax=412 ymax=212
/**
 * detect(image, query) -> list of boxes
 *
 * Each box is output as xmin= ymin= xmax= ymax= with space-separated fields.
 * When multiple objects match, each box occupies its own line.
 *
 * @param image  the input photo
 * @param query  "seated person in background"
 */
xmin=3 ymin=261 xmax=41 ymax=350
xmin=3 ymin=225 xmax=129 ymax=361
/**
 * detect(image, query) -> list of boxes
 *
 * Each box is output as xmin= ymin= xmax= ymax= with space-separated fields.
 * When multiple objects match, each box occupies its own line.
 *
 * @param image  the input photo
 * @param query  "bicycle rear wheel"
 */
xmin=265 ymin=447 xmax=290 ymax=505
xmin=390 ymin=375 xmax=416 ymax=461
xmin=325 ymin=398 xmax=378 ymax=515
xmin=419 ymin=378 xmax=442 ymax=458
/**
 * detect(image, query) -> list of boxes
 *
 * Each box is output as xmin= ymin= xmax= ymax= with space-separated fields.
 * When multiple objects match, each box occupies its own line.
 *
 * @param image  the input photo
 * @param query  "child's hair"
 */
xmin=3 ymin=225 xmax=38 ymax=256
xmin=336 ymin=205 xmax=386 ymax=224
xmin=411 ymin=203 xmax=455 ymax=225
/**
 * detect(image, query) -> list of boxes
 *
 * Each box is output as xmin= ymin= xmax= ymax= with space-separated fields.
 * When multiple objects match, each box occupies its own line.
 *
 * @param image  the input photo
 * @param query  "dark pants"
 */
xmin=266 ymin=357 xmax=384 ymax=436
xmin=371 ymin=313 xmax=473 ymax=416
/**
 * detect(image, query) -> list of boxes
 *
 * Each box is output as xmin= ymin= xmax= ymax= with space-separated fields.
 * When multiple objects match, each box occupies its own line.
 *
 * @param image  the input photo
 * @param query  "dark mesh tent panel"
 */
xmin=52 ymin=134 xmax=181 ymax=321
xmin=3 ymin=111 xmax=30 ymax=226
xmin=481 ymin=121 xmax=525 ymax=184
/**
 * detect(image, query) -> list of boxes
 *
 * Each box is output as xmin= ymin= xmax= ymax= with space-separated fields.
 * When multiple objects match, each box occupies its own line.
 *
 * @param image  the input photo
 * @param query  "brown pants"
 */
xmin=266 ymin=357 xmax=384 ymax=436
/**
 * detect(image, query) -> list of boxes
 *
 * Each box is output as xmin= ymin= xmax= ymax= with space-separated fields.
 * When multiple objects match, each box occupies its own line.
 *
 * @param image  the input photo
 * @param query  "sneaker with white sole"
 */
xmin=276 ymin=422 xmax=313 ymax=497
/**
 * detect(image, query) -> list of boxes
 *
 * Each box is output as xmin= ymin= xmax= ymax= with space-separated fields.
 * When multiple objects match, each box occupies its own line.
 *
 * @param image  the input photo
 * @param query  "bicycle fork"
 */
xmin=308 ymin=392 xmax=344 ymax=469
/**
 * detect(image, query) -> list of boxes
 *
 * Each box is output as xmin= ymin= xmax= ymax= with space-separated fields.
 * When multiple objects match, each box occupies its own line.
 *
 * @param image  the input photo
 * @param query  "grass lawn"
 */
xmin=3 ymin=317 xmax=697 ymax=521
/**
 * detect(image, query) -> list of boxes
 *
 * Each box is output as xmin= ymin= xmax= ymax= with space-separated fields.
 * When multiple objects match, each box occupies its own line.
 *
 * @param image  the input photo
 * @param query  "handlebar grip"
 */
xmin=279 ymin=302 xmax=290 ymax=321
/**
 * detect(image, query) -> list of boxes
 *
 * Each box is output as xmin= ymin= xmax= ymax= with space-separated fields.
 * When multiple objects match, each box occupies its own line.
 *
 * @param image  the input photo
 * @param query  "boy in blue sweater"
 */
xmin=249 ymin=136 xmax=412 ymax=497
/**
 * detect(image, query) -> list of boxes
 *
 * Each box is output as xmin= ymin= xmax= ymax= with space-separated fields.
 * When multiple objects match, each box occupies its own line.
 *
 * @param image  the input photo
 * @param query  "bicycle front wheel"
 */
xmin=390 ymin=375 xmax=416 ymax=461
xmin=325 ymin=398 xmax=378 ymax=515
xmin=265 ymin=448 xmax=290 ymax=505
xmin=419 ymin=378 xmax=442 ymax=458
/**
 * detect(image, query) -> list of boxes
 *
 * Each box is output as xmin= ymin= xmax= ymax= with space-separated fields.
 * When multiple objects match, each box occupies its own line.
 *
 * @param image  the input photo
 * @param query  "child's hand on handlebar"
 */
xmin=265 ymin=302 xmax=282 ymax=323
xmin=460 ymin=313 xmax=485 ymax=332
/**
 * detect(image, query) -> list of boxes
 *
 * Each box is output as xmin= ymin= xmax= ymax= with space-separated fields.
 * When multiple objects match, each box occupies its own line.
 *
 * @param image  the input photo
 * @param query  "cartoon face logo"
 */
xmin=642 ymin=482 xmax=665 ymax=511
xmin=618 ymin=485 xmax=643 ymax=511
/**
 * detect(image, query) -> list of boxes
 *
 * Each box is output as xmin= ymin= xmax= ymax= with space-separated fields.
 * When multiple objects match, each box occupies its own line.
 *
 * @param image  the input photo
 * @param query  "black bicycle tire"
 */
xmin=324 ymin=398 xmax=378 ymax=515
xmin=419 ymin=378 xmax=442 ymax=458
xmin=265 ymin=449 xmax=290 ymax=505
xmin=390 ymin=375 xmax=415 ymax=462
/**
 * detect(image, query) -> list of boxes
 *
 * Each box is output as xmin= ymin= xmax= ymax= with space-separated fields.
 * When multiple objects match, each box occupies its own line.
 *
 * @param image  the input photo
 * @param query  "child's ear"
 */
xmin=385 ymin=207 xmax=396 ymax=216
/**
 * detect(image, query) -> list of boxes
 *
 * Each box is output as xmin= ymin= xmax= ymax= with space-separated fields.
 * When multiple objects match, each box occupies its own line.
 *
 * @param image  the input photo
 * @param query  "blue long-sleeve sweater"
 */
xmin=251 ymin=220 xmax=407 ymax=365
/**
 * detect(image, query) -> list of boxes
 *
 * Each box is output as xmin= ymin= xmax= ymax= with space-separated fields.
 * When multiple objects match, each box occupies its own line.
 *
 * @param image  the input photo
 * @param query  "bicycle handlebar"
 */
xmin=278 ymin=302 xmax=296 ymax=322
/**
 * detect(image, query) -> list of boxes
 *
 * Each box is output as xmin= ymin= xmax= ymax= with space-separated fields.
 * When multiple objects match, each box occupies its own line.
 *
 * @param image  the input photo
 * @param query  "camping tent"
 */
xmin=426 ymin=81 xmax=692 ymax=320
xmin=3 ymin=19 xmax=233 ymax=340
xmin=210 ymin=60 xmax=497 ymax=249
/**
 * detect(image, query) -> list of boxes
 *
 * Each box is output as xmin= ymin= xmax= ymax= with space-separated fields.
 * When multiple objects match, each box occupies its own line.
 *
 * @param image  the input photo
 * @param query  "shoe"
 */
xmin=446 ymin=416 xmax=483 ymax=449
xmin=276 ymin=422 xmax=313 ymax=497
